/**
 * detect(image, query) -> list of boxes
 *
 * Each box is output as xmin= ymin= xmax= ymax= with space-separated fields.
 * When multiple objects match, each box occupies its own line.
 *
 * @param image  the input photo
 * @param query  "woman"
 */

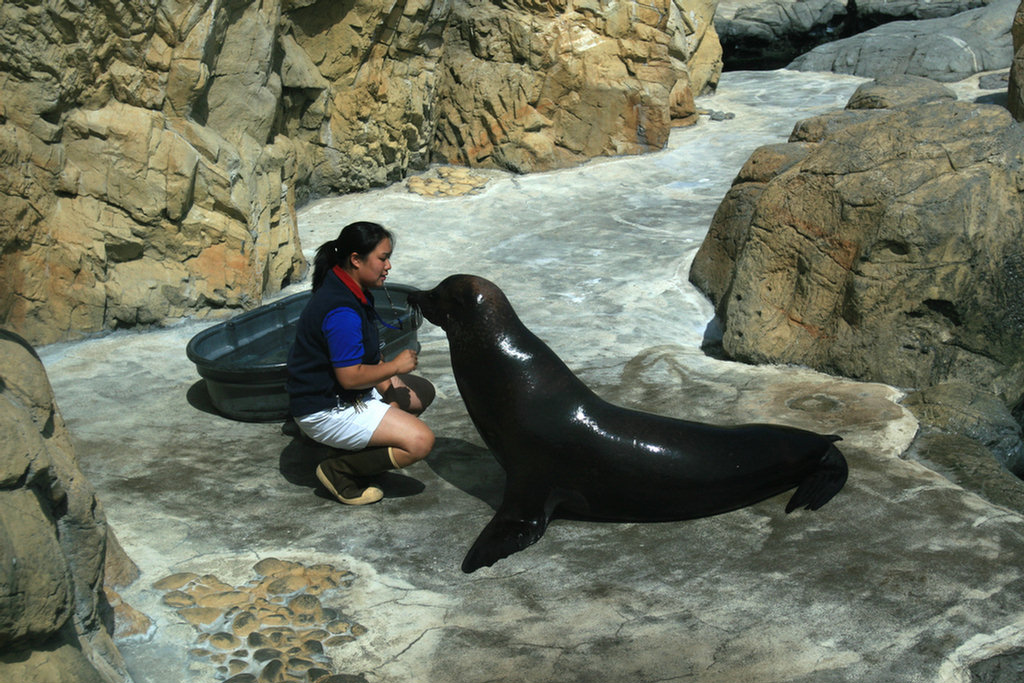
xmin=286 ymin=221 xmax=435 ymax=506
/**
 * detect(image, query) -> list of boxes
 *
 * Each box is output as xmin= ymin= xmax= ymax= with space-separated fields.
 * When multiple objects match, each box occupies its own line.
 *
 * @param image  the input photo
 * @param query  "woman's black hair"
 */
xmin=311 ymin=221 xmax=394 ymax=291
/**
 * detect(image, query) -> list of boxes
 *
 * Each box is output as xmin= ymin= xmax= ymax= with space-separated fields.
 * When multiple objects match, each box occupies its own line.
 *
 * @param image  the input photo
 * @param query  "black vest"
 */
xmin=286 ymin=272 xmax=381 ymax=417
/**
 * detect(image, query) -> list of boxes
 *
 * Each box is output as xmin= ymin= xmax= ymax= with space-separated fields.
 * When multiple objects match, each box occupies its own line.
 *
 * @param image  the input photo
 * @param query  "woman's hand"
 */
xmin=391 ymin=349 xmax=418 ymax=375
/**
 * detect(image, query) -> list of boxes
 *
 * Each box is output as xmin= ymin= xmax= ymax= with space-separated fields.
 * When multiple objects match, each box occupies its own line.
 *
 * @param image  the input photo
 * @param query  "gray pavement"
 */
xmin=39 ymin=70 xmax=1024 ymax=683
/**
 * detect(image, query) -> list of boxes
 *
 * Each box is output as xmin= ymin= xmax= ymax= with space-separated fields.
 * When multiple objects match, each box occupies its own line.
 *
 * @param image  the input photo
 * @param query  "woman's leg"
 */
xmin=368 ymin=407 xmax=434 ymax=467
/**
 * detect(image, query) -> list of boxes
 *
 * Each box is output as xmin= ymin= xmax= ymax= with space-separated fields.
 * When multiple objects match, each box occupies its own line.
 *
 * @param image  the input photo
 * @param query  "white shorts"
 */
xmin=294 ymin=389 xmax=390 ymax=451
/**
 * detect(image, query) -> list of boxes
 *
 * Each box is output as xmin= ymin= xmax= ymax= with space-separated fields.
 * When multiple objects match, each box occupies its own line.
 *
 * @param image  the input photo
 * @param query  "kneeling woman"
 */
xmin=286 ymin=221 xmax=435 ymax=505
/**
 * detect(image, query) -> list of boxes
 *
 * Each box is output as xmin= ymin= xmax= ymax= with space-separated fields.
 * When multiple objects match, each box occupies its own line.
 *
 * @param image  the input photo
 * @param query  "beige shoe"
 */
xmin=316 ymin=462 xmax=383 ymax=506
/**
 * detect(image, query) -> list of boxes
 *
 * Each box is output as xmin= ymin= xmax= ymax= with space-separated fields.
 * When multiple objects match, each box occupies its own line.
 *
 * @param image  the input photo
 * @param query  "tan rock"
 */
xmin=257 ymin=609 xmax=293 ymax=627
xmin=253 ymin=557 xmax=303 ymax=577
xmin=209 ymin=631 xmax=242 ymax=650
xmin=232 ymin=610 xmax=260 ymax=636
xmin=0 ymin=488 xmax=72 ymax=644
xmin=0 ymin=331 xmax=134 ymax=683
xmin=199 ymin=591 xmax=253 ymax=609
xmin=265 ymin=573 xmax=308 ymax=595
xmin=180 ymin=606 xmax=225 ymax=626
xmin=103 ymin=527 xmax=141 ymax=590
xmin=429 ymin=0 xmax=715 ymax=173
xmin=191 ymin=575 xmax=238 ymax=596
xmin=104 ymin=587 xmax=153 ymax=639
xmin=325 ymin=619 xmax=351 ymax=634
xmin=153 ymin=572 xmax=200 ymax=591
xmin=228 ymin=658 xmax=250 ymax=675
xmin=0 ymin=1 xmax=304 ymax=345
xmin=288 ymin=594 xmax=323 ymax=616
xmin=163 ymin=590 xmax=197 ymax=608
xmin=0 ymin=639 xmax=111 ymax=683
xmin=691 ymin=91 xmax=1024 ymax=409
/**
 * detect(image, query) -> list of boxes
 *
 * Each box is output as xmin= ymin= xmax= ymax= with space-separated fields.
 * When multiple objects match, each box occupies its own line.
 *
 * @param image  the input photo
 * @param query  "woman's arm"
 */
xmin=333 ymin=349 xmax=418 ymax=391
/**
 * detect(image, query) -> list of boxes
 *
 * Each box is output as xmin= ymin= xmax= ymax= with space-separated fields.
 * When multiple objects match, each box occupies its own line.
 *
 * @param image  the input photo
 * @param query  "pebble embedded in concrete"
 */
xmin=154 ymin=559 xmax=365 ymax=683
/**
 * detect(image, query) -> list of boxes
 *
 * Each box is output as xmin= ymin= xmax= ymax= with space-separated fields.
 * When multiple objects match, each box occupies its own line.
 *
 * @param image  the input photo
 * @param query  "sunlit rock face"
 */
xmin=690 ymin=78 xmax=1024 ymax=416
xmin=0 ymin=0 xmax=306 ymax=346
xmin=430 ymin=0 xmax=720 ymax=172
xmin=0 ymin=0 xmax=721 ymax=346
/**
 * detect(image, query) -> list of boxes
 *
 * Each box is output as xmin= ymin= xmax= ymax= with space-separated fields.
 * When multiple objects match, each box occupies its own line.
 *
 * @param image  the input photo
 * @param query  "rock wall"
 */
xmin=1009 ymin=0 xmax=1024 ymax=119
xmin=279 ymin=0 xmax=450 ymax=197
xmin=0 ymin=329 xmax=137 ymax=683
xmin=432 ymin=0 xmax=719 ymax=171
xmin=0 ymin=0 xmax=306 ymax=347
xmin=0 ymin=0 xmax=721 ymax=346
xmin=689 ymin=76 xmax=1024 ymax=420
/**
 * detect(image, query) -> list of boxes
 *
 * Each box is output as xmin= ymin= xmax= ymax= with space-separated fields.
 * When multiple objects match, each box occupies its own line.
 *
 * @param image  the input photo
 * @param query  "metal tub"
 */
xmin=186 ymin=284 xmax=422 ymax=422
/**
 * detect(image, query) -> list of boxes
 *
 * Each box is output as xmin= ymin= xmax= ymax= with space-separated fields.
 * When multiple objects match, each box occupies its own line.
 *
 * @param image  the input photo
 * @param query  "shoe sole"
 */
xmin=316 ymin=464 xmax=383 ymax=505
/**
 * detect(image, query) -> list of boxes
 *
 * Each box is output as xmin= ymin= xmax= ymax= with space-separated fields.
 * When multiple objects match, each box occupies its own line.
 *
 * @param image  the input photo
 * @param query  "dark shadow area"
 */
xmin=186 ymin=379 xmax=221 ymax=417
xmin=975 ymin=91 xmax=1009 ymax=107
xmin=720 ymin=9 xmax=917 ymax=72
xmin=278 ymin=433 xmax=427 ymax=500
xmin=424 ymin=437 xmax=505 ymax=510
xmin=699 ymin=315 xmax=729 ymax=360
xmin=0 ymin=328 xmax=39 ymax=360
xmin=970 ymin=647 xmax=1024 ymax=683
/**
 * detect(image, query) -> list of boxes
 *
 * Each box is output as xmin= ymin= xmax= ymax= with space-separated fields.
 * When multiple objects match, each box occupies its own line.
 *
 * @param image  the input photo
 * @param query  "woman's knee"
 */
xmin=406 ymin=423 xmax=435 ymax=460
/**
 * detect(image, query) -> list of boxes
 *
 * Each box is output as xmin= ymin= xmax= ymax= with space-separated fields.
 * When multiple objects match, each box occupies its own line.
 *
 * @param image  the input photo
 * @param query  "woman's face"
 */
xmin=350 ymin=238 xmax=392 ymax=289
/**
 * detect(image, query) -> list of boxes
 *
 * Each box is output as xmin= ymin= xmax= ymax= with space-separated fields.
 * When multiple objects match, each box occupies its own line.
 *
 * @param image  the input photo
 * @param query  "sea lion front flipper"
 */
xmin=461 ymin=477 xmax=553 ymax=573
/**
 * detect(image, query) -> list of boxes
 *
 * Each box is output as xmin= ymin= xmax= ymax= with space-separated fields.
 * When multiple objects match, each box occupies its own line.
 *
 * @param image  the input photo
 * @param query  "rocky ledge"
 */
xmin=690 ymin=73 xmax=1024 ymax=480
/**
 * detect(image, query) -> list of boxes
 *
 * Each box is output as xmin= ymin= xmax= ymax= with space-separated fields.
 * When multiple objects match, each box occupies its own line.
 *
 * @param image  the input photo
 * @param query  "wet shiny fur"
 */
xmin=409 ymin=275 xmax=848 ymax=573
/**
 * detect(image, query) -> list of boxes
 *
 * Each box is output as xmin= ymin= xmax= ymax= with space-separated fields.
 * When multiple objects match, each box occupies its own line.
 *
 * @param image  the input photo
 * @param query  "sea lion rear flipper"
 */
xmin=461 ymin=479 xmax=552 ymax=573
xmin=785 ymin=441 xmax=848 ymax=513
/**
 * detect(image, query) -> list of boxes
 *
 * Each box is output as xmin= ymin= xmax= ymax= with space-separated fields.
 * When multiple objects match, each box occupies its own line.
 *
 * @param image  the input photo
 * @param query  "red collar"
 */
xmin=332 ymin=265 xmax=369 ymax=304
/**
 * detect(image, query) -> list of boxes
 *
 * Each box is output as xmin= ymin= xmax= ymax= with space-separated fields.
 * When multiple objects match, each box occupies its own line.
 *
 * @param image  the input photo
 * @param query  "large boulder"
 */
xmin=0 ymin=329 xmax=137 ymax=683
xmin=902 ymin=382 xmax=1024 ymax=476
xmin=717 ymin=0 xmax=995 ymax=69
xmin=689 ymin=79 xmax=1024 ymax=419
xmin=0 ymin=0 xmax=722 ymax=346
xmin=787 ymin=0 xmax=1017 ymax=81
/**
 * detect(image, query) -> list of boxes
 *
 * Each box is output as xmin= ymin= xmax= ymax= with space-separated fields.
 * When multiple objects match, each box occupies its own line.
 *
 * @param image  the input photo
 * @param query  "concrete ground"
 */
xmin=40 ymin=70 xmax=1024 ymax=683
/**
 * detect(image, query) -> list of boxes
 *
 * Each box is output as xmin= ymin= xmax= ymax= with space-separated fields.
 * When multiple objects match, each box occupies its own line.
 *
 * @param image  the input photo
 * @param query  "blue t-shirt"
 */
xmin=323 ymin=307 xmax=364 ymax=367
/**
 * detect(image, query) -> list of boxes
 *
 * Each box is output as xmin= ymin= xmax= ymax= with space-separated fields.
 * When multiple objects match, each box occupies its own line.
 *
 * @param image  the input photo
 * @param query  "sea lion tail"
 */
xmin=785 ymin=437 xmax=848 ymax=513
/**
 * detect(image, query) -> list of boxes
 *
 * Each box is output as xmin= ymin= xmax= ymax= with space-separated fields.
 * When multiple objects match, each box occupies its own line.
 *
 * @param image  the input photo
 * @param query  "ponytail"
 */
xmin=311 ymin=221 xmax=394 ymax=291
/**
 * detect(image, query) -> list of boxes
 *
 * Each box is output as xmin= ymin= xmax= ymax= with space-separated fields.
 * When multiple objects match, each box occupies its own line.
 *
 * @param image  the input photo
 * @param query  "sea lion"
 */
xmin=409 ymin=275 xmax=848 ymax=573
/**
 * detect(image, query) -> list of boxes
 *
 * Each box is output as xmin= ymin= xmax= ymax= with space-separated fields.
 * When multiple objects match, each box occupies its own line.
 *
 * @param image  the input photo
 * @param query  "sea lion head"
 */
xmin=408 ymin=274 xmax=513 ymax=336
